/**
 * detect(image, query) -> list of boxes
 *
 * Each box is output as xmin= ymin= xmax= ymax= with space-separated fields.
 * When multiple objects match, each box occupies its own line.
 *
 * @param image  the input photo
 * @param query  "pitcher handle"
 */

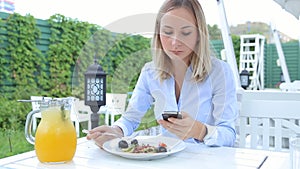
xmin=25 ymin=110 xmax=41 ymax=145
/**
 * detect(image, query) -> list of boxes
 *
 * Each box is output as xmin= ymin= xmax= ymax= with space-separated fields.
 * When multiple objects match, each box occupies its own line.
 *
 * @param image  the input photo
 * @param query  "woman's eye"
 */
xmin=163 ymin=31 xmax=173 ymax=35
xmin=182 ymin=32 xmax=191 ymax=36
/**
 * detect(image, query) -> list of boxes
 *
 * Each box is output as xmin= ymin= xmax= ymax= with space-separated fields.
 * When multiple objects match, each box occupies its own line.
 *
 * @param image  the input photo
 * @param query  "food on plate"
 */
xmin=130 ymin=139 xmax=138 ymax=145
xmin=157 ymin=146 xmax=167 ymax=153
xmin=118 ymin=139 xmax=168 ymax=153
xmin=118 ymin=140 xmax=129 ymax=149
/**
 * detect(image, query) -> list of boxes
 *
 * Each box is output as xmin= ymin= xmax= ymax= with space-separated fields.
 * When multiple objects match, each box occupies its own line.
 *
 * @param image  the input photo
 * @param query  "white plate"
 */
xmin=102 ymin=135 xmax=186 ymax=160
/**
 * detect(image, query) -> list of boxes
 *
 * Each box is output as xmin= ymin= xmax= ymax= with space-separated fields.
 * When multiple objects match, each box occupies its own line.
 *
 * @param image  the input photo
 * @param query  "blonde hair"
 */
xmin=152 ymin=0 xmax=211 ymax=82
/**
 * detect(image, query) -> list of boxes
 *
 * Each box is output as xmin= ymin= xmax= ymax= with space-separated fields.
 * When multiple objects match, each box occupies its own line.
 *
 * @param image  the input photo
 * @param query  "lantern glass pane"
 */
xmin=96 ymin=96 xmax=100 ymax=101
xmin=91 ymin=78 xmax=95 ymax=83
xmin=93 ymin=85 xmax=99 ymax=94
xmin=96 ymin=78 xmax=100 ymax=83
xmin=101 ymin=78 xmax=103 ymax=83
xmin=241 ymin=76 xmax=248 ymax=86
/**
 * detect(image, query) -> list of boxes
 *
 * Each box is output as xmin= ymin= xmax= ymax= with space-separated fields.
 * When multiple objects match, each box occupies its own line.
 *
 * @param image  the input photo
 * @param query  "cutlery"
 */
xmin=257 ymin=156 xmax=268 ymax=169
xmin=17 ymin=99 xmax=42 ymax=102
xmin=82 ymin=129 xmax=120 ymax=137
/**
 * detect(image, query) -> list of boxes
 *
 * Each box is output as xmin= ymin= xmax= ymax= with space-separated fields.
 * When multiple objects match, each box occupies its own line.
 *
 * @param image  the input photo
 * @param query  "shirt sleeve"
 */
xmin=201 ymin=60 xmax=238 ymax=147
xmin=112 ymin=63 xmax=154 ymax=136
xmin=203 ymin=124 xmax=217 ymax=141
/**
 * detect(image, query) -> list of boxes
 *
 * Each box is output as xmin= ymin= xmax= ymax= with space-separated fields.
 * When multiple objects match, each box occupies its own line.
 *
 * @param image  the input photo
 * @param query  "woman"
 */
xmin=87 ymin=0 xmax=238 ymax=147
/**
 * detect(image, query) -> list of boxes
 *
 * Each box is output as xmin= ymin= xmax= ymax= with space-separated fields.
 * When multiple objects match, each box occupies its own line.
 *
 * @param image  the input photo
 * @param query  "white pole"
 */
xmin=271 ymin=24 xmax=291 ymax=83
xmin=216 ymin=0 xmax=241 ymax=88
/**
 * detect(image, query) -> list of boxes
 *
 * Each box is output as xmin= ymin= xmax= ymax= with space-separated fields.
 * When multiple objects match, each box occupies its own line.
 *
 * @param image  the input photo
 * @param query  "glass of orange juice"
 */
xmin=25 ymin=98 xmax=77 ymax=164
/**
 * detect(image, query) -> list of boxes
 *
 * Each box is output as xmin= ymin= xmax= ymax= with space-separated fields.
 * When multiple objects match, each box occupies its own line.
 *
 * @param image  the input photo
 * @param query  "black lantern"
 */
xmin=240 ymin=69 xmax=250 ymax=89
xmin=84 ymin=59 xmax=106 ymax=129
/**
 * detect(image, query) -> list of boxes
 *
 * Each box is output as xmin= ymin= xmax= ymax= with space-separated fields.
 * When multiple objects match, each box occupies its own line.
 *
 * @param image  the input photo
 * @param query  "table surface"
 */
xmin=0 ymin=137 xmax=290 ymax=169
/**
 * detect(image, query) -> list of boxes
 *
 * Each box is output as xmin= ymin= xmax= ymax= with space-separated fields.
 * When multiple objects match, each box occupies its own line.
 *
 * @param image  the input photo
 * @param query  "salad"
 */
xmin=118 ymin=139 xmax=168 ymax=153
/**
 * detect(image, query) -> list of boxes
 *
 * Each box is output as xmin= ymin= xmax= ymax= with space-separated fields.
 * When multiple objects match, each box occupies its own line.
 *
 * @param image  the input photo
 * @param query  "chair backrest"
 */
xmin=280 ymin=80 xmax=300 ymax=92
xmin=74 ymin=100 xmax=92 ymax=115
xmin=106 ymin=93 xmax=128 ymax=114
xmin=243 ymin=90 xmax=300 ymax=101
xmin=239 ymin=91 xmax=300 ymax=152
xmin=30 ymin=96 xmax=52 ymax=111
xmin=235 ymin=88 xmax=244 ymax=134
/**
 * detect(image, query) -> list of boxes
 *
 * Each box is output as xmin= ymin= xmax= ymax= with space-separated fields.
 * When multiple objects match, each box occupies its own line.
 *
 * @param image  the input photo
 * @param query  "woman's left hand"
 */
xmin=157 ymin=112 xmax=206 ymax=140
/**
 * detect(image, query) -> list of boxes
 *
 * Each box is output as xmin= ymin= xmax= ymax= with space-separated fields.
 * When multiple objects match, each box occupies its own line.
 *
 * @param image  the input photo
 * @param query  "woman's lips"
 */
xmin=171 ymin=50 xmax=183 ymax=55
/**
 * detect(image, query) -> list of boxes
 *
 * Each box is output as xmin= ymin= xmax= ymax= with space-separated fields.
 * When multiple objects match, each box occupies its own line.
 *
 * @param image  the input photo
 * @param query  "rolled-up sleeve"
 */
xmin=202 ymin=60 xmax=238 ymax=147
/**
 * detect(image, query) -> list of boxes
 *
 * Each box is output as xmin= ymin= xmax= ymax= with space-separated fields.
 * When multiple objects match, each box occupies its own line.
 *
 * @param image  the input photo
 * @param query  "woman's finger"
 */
xmin=86 ymin=131 xmax=101 ymax=140
xmin=94 ymin=134 xmax=118 ymax=148
xmin=89 ymin=125 xmax=110 ymax=134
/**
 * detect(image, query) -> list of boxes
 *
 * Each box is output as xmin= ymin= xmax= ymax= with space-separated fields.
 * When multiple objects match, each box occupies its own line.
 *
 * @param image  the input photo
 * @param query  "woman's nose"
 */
xmin=171 ymin=36 xmax=182 ymax=47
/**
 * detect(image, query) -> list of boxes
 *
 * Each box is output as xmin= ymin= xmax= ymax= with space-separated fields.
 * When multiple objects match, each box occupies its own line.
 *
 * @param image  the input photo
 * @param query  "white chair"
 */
xmin=234 ymin=88 xmax=244 ymax=147
xmin=279 ymin=82 xmax=293 ymax=91
xmin=243 ymin=90 xmax=300 ymax=100
xmin=73 ymin=100 xmax=92 ymax=132
xmin=31 ymin=96 xmax=91 ymax=137
xmin=100 ymin=93 xmax=127 ymax=125
xmin=238 ymin=93 xmax=300 ymax=152
xmin=279 ymin=80 xmax=300 ymax=92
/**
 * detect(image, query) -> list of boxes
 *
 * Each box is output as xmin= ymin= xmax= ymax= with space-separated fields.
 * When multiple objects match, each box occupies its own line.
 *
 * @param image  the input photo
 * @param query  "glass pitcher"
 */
xmin=25 ymin=97 xmax=77 ymax=164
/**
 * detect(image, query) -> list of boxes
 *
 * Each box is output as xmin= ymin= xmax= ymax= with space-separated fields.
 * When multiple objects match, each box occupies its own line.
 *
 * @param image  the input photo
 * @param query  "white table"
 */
xmin=0 ymin=138 xmax=289 ymax=169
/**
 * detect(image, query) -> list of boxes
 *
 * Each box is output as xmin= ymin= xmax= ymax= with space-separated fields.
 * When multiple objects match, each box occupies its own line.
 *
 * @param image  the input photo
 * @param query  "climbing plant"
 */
xmin=106 ymin=34 xmax=151 ymax=93
xmin=47 ymin=14 xmax=98 ymax=97
xmin=0 ymin=17 xmax=9 ymax=95
xmin=6 ymin=13 xmax=46 ymax=99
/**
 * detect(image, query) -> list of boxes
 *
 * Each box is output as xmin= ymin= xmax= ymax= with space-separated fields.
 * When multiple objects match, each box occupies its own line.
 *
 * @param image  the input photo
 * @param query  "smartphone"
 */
xmin=162 ymin=111 xmax=182 ymax=121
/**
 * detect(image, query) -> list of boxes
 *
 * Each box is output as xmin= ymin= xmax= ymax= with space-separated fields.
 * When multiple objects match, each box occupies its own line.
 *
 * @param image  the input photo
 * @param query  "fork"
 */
xmin=82 ymin=129 xmax=121 ymax=138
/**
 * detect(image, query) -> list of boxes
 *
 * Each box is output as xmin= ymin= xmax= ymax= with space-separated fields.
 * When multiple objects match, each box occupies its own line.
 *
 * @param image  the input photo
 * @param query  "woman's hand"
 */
xmin=86 ymin=125 xmax=123 ymax=148
xmin=157 ymin=112 xmax=207 ymax=141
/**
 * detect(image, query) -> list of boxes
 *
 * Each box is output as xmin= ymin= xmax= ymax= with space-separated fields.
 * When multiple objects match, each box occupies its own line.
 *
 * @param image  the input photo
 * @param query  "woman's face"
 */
xmin=160 ymin=7 xmax=198 ymax=64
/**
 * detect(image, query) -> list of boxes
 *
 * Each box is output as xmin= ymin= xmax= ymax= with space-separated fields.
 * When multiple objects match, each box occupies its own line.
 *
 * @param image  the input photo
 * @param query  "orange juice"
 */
xmin=35 ymin=106 xmax=77 ymax=163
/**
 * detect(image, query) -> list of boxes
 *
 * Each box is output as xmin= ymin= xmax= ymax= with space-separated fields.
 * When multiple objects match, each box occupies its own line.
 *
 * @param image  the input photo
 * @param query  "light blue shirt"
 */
xmin=114 ymin=57 xmax=238 ymax=147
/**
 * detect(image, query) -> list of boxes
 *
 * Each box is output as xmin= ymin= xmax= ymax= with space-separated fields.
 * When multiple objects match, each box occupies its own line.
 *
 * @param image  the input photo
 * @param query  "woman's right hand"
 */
xmin=86 ymin=125 xmax=123 ymax=148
